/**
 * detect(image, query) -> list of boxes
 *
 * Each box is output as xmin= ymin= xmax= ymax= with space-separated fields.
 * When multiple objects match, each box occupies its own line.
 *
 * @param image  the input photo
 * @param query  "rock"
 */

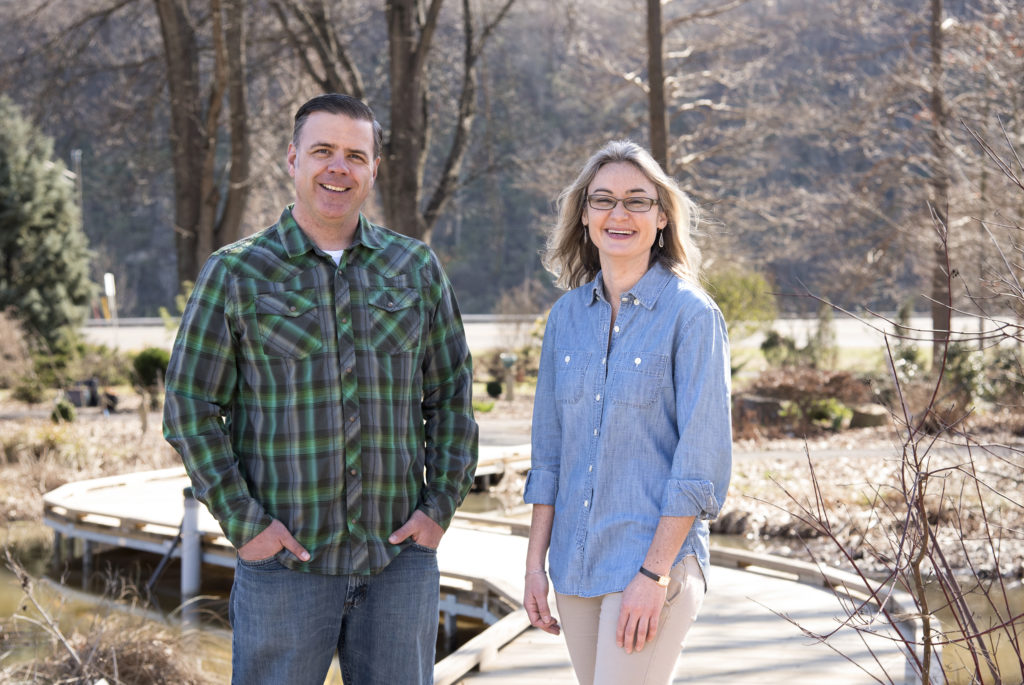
xmin=849 ymin=403 xmax=889 ymax=428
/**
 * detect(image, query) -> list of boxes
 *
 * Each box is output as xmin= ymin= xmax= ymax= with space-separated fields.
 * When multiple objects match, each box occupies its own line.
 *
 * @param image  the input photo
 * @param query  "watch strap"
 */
xmin=638 ymin=565 xmax=670 ymax=587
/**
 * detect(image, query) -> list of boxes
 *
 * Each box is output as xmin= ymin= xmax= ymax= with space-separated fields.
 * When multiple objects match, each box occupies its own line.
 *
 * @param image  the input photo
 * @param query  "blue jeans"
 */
xmin=229 ymin=544 xmax=440 ymax=685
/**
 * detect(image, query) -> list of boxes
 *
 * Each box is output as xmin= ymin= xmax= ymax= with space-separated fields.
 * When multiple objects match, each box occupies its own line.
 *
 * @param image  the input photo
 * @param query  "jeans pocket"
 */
xmin=236 ymin=554 xmax=287 ymax=571
xmin=409 ymin=542 xmax=438 ymax=554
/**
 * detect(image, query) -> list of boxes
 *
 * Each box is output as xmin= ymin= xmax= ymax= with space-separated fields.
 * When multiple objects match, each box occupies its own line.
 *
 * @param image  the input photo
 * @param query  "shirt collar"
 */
xmin=277 ymin=206 xmax=385 ymax=259
xmin=587 ymin=261 xmax=673 ymax=311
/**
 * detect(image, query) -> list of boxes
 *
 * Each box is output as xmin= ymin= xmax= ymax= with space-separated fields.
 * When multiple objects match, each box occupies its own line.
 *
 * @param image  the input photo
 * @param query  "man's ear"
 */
xmin=287 ymin=143 xmax=297 ymax=177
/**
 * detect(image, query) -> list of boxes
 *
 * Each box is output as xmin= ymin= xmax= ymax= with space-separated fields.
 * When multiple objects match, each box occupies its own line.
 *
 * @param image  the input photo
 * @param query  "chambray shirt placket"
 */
xmin=571 ymin=298 xmax=609 ymax=583
xmin=334 ymin=254 xmax=366 ymax=570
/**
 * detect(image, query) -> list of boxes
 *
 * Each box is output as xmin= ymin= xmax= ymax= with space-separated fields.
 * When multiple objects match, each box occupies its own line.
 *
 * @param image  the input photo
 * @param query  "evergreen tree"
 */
xmin=0 ymin=96 xmax=93 ymax=349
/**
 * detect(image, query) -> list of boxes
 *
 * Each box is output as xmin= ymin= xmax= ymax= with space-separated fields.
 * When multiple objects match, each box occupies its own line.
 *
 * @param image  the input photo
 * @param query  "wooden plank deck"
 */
xmin=42 ymin=464 xmax=921 ymax=685
xmin=455 ymin=560 xmax=909 ymax=684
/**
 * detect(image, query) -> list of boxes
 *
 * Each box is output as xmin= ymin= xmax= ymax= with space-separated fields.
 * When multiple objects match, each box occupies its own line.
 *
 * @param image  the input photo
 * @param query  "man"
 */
xmin=163 ymin=93 xmax=478 ymax=685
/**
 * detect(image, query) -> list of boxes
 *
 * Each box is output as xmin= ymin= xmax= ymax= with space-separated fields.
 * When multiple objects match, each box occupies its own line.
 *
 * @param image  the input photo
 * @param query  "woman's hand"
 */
xmin=524 ymin=571 xmax=560 ymax=635
xmin=616 ymin=572 xmax=667 ymax=653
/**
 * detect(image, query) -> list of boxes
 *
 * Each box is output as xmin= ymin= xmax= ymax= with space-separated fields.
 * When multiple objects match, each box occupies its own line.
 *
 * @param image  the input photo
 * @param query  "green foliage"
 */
xmin=132 ymin=347 xmax=170 ymax=388
xmin=159 ymin=280 xmax=194 ymax=330
xmin=943 ymin=342 xmax=988 ymax=407
xmin=0 ymin=96 xmax=94 ymax=349
xmin=51 ymin=397 xmax=75 ymax=423
xmin=705 ymin=267 xmax=778 ymax=342
xmin=986 ymin=347 xmax=1024 ymax=405
xmin=760 ymin=330 xmax=799 ymax=367
xmin=12 ymin=374 xmax=45 ymax=404
xmin=70 ymin=343 xmax=132 ymax=386
xmin=804 ymin=304 xmax=838 ymax=369
xmin=761 ymin=305 xmax=839 ymax=370
xmin=472 ymin=400 xmax=495 ymax=413
xmin=806 ymin=397 xmax=853 ymax=431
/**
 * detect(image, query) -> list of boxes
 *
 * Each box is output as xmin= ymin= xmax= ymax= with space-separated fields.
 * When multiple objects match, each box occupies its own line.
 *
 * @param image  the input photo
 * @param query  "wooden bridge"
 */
xmin=42 ymin=462 xmax=936 ymax=684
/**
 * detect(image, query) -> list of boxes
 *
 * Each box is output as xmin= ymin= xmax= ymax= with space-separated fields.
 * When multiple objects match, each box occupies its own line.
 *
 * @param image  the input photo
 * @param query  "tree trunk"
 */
xmin=647 ymin=0 xmax=669 ymax=172
xmin=155 ymin=0 xmax=203 ymax=284
xmin=380 ymin=0 xmax=440 ymax=242
xmin=927 ymin=0 xmax=951 ymax=371
xmin=154 ymin=0 xmax=250 ymax=286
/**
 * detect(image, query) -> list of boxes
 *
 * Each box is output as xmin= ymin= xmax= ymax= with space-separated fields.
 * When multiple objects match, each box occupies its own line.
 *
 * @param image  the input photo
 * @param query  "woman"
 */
xmin=523 ymin=140 xmax=732 ymax=685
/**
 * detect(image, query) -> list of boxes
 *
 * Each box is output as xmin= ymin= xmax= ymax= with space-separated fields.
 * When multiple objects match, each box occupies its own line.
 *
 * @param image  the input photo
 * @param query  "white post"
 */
xmin=181 ymin=487 xmax=201 ymax=628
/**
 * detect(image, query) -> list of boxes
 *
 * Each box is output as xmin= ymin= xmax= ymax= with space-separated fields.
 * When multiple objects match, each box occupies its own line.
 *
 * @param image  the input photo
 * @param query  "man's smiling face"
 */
xmin=287 ymin=110 xmax=379 ymax=239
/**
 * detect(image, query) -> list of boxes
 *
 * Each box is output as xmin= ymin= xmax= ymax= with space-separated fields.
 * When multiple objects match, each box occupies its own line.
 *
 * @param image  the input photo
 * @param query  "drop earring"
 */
xmin=658 ymin=229 xmax=664 ymax=249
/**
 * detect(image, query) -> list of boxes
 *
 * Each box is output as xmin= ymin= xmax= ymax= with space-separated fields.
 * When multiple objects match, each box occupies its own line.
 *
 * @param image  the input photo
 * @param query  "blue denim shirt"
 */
xmin=524 ymin=262 xmax=732 ymax=597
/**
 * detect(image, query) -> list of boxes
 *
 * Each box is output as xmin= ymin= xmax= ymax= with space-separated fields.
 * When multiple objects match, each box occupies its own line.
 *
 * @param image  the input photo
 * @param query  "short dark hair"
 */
xmin=292 ymin=93 xmax=383 ymax=160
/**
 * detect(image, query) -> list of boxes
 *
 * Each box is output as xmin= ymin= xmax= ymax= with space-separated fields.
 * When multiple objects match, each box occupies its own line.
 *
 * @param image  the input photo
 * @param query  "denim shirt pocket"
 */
xmin=554 ymin=350 xmax=591 ymax=404
xmin=609 ymin=353 xmax=669 ymax=408
xmin=367 ymin=287 xmax=421 ymax=353
xmin=255 ymin=289 xmax=324 ymax=359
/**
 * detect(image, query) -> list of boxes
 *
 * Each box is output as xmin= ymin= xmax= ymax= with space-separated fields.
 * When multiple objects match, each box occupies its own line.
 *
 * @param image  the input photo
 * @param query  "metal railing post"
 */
xmin=181 ymin=487 xmax=201 ymax=628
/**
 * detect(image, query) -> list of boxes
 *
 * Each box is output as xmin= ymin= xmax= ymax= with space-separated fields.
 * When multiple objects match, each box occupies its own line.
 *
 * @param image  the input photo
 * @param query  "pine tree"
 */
xmin=0 ymin=96 xmax=93 ymax=350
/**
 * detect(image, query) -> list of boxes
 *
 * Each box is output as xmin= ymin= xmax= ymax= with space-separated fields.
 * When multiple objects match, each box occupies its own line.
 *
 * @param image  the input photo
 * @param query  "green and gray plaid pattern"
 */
xmin=163 ymin=208 xmax=478 ymax=575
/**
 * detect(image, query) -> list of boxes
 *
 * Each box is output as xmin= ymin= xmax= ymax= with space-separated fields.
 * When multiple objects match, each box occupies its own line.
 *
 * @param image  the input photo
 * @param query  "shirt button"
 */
xmin=595 ymin=394 xmax=601 ymax=401
xmin=564 ymin=355 xmax=571 ymax=363
xmin=588 ymin=465 xmax=593 ymax=472
xmin=635 ymin=357 xmax=642 ymax=365
xmin=345 ymin=367 xmax=353 ymax=374
xmin=601 ymin=357 xmax=606 ymax=365
xmin=613 ymin=326 xmax=620 ymax=333
xmin=341 ymin=318 xmax=348 ymax=324
xmin=289 ymin=305 xmax=297 ymax=312
xmin=584 ymin=500 xmax=589 ymax=507
xmin=620 ymin=296 xmax=628 ymax=302
xmin=593 ymin=428 xmax=598 ymax=436
xmin=349 ymin=468 xmax=357 ymax=476
xmin=349 ymin=416 xmax=356 ymax=423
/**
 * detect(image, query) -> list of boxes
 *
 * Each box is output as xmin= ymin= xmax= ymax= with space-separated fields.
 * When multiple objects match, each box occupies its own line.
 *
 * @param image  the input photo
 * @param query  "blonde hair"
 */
xmin=542 ymin=140 xmax=702 ymax=290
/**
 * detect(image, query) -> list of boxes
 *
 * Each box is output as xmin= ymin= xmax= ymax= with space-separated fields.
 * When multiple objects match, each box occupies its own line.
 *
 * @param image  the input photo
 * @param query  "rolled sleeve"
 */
xmin=665 ymin=305 xmax=732 ymax=521
xmin=660 ymin=478 xmax=721 ymax=519
xmin=523 ymin=468 xmax=558 ymax=505
xmin=526 ymin=310 xmax=562 ymax=506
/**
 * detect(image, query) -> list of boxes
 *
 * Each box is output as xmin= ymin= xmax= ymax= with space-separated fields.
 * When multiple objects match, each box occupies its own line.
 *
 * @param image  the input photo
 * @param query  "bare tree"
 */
xmin=273 ymin=0 xmax=517 ymax=244
xmin=155 ymin=0 xmax=251 ymax=284
xmin=926 ymin=0 xmax=952 ymax=370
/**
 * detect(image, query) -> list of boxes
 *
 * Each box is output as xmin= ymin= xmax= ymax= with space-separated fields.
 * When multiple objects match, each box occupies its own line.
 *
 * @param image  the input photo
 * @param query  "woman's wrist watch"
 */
xmin=638 ymin=565 xmax=670 ymax=587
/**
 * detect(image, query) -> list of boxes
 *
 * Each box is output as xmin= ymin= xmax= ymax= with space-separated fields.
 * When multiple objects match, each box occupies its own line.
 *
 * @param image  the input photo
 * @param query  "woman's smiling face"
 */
xmin=583 ymin=162 xmax=667 ymax=271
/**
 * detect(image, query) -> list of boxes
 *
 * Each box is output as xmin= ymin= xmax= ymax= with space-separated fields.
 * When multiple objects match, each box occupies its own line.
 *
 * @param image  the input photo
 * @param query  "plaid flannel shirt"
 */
xmin=163 ymin=207 xmax=478 ymax=575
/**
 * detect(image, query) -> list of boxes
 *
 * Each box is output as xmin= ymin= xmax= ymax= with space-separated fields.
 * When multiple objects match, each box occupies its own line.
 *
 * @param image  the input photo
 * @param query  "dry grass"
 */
xmin=2 ymin=552 xmax=209 ymax=684
xmin=0 ymin=391 xmax=179 ymax=564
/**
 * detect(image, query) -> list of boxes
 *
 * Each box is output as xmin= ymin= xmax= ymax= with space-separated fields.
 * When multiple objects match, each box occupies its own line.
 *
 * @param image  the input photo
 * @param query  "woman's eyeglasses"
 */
xmin=586 ymin=194 xmax=659 ymax=213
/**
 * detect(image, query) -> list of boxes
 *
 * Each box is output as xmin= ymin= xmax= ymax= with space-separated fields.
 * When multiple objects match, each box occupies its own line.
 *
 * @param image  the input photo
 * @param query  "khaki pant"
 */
xmin=555 ymin=556 xmax=704 ymax=685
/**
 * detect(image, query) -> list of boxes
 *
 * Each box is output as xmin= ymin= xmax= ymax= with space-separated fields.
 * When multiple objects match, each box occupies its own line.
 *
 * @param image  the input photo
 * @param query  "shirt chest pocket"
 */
xmin=609 ymin=353 xmax=669 ymax=408
xmin=255 ymin=290 xmax=324 ymax=359
xmin=553 ymin=350 xmax=591 ymax=404
xmin=367 ymin=288 xmax=421 ymax=353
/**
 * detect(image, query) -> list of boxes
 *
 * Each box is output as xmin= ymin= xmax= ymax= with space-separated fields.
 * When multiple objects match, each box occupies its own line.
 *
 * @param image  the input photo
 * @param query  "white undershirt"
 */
xmin=323 ymin=249 xmax=345 ymax=265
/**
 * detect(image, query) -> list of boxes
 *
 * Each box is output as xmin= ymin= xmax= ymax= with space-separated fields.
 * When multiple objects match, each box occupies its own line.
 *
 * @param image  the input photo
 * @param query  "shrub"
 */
xmin=12 ymin=373 xmax=45 ymax=404
xmin=132 ymin=347 xmax=170 ymax=388
xmin=51 ymin=397 xmax=75 ymax=423
xmin=705 ymin=266 xmax=778 ymax=341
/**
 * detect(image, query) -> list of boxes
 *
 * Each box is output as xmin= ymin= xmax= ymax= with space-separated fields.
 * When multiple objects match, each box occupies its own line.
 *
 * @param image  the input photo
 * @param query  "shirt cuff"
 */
xmin=523 ymin=469 xmax=558 ymax=505
xmin=660 ymin=478 xmax=721 ymax=520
